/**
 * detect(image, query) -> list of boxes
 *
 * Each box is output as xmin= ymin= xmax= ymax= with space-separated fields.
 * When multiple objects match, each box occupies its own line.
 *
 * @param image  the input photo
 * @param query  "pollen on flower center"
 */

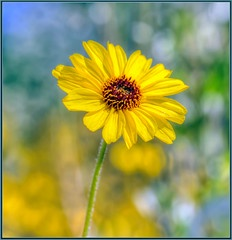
xmin=102 ymin=75 xmax=142 ymax=110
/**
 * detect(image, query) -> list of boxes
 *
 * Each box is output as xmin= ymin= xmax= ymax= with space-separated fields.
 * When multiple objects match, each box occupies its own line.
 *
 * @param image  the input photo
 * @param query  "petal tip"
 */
xmin=52 ymin=64 xmax=64 ymax=78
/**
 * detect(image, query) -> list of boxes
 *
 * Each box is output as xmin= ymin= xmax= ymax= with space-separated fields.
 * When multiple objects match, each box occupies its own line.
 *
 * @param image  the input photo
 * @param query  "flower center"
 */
xmin=102 ymin=75 xmax=142 ymax=110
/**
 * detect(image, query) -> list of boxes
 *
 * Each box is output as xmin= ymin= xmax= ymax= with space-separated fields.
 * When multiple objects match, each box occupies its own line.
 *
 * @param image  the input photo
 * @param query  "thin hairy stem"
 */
xmin=82 ymin=139 xmax=108 ymax=237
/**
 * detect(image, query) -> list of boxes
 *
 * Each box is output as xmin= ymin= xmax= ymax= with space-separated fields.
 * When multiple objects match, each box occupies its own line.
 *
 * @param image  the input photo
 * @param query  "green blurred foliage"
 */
xmin=2 ymin=2 xmax=230 ymax=238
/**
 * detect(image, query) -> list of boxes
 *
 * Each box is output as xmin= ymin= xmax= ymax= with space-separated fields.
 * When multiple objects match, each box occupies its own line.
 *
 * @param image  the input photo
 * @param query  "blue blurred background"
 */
xmin=2 ymin=2 xmax=230 ymax=237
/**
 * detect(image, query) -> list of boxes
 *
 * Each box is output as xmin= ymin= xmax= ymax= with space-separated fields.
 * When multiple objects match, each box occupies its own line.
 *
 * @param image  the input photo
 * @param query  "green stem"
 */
xmin=82 ymin=139 xmax=108 ymax=237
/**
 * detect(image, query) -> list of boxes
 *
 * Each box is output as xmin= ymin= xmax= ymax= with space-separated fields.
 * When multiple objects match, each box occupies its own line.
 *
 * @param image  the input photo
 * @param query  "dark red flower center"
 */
xmin=102 ymin=75 xmax=141 ymax=110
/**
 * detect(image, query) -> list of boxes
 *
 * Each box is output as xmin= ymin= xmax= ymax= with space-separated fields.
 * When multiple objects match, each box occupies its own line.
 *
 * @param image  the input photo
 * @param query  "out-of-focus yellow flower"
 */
xmin=94 ymin=200 xmax=164 ymax=237
xmin=52 ymin=40 xmax=188 ymax=148
xmin=110 ymin=141 xmax=166 ymax=177
xmin=3 ymin=174 xmax=72 ymax=237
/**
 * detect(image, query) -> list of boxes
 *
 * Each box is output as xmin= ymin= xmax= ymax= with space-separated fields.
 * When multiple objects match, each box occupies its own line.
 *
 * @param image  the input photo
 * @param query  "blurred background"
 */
xmin=2 ymin=2 xmax=230 ymax=238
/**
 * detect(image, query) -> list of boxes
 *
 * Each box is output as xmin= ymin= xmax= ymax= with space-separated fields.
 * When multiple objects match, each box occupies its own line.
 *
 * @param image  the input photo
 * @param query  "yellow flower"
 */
xmin=110 ymin=142 xmax=166 ymax=177
xmin=52 ymin=40 xmax=189 ymax=148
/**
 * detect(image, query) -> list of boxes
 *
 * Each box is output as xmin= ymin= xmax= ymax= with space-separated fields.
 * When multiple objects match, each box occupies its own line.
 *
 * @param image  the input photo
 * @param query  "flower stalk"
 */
xmin=82 ymin=139 xmax=108 ymax=237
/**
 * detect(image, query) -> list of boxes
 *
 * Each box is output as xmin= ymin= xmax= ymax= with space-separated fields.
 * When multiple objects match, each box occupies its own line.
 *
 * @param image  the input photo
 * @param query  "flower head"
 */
xmin=52 ymin=40 xmax=189 ymax=148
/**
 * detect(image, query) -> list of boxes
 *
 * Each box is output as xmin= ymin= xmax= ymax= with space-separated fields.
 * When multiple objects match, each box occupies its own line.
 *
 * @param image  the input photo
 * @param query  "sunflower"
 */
xmin=52 ymin=40 xmax=189 ymax=148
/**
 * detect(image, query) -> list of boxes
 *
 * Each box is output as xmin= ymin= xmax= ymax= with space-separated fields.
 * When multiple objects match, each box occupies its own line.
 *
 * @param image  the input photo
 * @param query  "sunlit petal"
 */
xmin=141 ymin=98 xmax=187 ymax=124
xmin=107 ymin=42 xmax=127 ymax=77
xmin=63 ymin=88 xmax=103 ymax=112
xmin=83 ymin=40 xmax=113 ymax=78
xmin=124 ymin=51 xmax=151 ymax=80
xmin=102 ymin=109 xmax=125 ymax=144
xmin=142 ymin=78 xmax=189 ymax=97
xmin=83 ymin=107 xmax=109 ymax=131
xmin=154 ymin=117 xmax=176 ymax=144
xmin=123 ymin=110 xmax=137 ymax=149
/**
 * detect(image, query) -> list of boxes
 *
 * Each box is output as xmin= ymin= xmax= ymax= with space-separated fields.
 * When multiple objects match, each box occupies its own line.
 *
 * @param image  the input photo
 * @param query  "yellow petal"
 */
xmin=133 ymin=108 xmax=157 ymax=135
xmin=129 ymin=110 xmax=155 ymax=142
xmin=70 ymin=54 xmax=104 ymax=80
xmin=123 ymin=110 xmax=137 ymax=149
xmin=62 ymin=88 xmax=103 ymax=112
xmin=141 ymin=99 xmax=187 ymax=124
xmin=140 ymin=69 xmax=173 ymax=89
xmin=56 ymin=66 xmax=82 ymax=93
xmin=107 ymin=42 xmax=127 ymax=77
xmin=52 ymin=64 xmax=101 ymax=94
xmin=52 ymin=64 xmax=64 ymax=78
xmin=137 ymin=63 xmax=165 ymax=84
xmin=69 ymin=53 xmax=104 ymax=90
xmin=63 ymin=99 xmax=103 ymax=112
xmin=124 ymin=50 xmax=150 ymax=80
xmin=102 ymin=109 xmax=125 ymax=144
xmin=83 ymin=40 xmax=113 ymax=78
xmin=154 ymin=118 xmax=176 ymax=144
xmin=69 ymin=88 xmax=102 ymax=99
xmin=152 ymin=97 xmax=187 ymax=114
xmin=142 ymin=78 xmax=189 ymax=97
xmin=135 ymin=58 xmax=153 ymax=81
xmin=115 ymin=45 xmax=127 ymax=73
xmin=83 ymin=107 xmax=109 ymax=132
